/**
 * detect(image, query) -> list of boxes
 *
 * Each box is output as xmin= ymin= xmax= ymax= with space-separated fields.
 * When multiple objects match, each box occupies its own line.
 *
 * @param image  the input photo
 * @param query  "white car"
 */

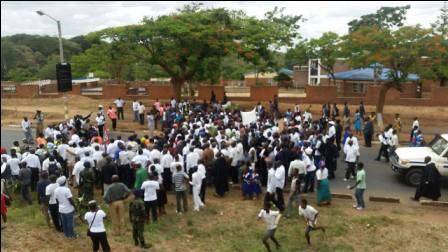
xmin=391 ymin=134 xmax=448 ymax=186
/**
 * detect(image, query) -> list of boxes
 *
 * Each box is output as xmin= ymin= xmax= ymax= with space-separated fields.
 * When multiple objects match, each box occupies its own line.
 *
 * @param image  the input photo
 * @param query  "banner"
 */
xmin=241 ymin=108 xmax=257 ymax=126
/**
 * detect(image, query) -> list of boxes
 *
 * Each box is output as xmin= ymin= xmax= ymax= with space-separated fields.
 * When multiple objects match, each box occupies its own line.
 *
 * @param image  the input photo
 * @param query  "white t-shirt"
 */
xmin=299 ymin=205 xmax=318 ymax=227
xmin=141 ymin=180 xmax=159 ymax=201
xmin=114 ymin=99 xmax=125 ymax=108
xmin=72 ymin=161 xmax=85 ymax=185
xmin=132 ymin=101 xmax=140 ymax=111
xmin=84 ymin=210 xmax=107 ymax=233
xmin=45 ymin=183 xmax=59 ymax=204
xmin=258 ymin=209 xmax=280 ymax=230
xmin=54 ymin=186 xmax=75 ymax=214
xmin=316 ymin=168 xmax=329 ymax=180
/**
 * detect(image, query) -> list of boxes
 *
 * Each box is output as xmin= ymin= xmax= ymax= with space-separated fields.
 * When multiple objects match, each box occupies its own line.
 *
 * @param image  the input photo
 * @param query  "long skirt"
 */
xmin=316 ymin=178 xmax=331 ymax=203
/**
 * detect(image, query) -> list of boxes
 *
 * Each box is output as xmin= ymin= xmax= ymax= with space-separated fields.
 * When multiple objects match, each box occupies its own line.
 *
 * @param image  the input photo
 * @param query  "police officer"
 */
xmin=129 ymin=190 xmax=150 ymax=248
xmin=80 ymin=162 xmax=96 ymax=203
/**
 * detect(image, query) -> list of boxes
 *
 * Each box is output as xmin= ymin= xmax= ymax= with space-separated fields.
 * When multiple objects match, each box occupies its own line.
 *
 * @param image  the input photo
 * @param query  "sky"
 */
xmin=1 ymin=1 xmax=444 ymax=39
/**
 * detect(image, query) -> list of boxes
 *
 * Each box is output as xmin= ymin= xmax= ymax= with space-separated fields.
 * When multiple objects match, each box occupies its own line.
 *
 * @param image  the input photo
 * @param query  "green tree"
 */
xmin=345 ymin=25 xmax=430 ymax=127
xmin=308 ymin=32 xmax=342 ymax=85
xmin=284 ymin=40 xmax=310 ymax=69
xmin=348 ymin=5 xmax=411 ymax=33
xmin=432 ymin=1 xmax=448 ymax=38
xmin=236 ymin=7 xmax=303 ymax=85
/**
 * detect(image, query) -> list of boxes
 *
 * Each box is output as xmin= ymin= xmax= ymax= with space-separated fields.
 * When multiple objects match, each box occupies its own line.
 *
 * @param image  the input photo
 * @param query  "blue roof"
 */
xmin=278 ymin=68 xmax=294 ymax=77
xmin=331 ymin=67 xmax=420 ymax=82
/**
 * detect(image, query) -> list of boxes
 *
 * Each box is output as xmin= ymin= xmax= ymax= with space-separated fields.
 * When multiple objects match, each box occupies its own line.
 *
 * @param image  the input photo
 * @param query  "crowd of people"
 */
xmin=0 ymin=94 xmax=440 ymax=250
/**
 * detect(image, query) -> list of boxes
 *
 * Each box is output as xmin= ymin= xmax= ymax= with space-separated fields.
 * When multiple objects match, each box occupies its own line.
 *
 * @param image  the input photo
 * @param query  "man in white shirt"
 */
xmin=344 ymin=140 xmax=359 ymax=181
xmin=258 ymin=202 xmax=281 ymax=252
xmin=114 ymin=97 xmax=125 ymax=120
xmin=132 ymin=149 xmax=150 ymax=168
xmin=42 ymin=156 xmax=62 ymax=175
xmin=7 ymin=152 xmax=21 ymax=179
xmin=186 ymin=147 xmax=199 ymax=177
xmin=96 ymin=113 xmax=105 ymax=138
xmin=45 ymin=175 xmax=62 ymax=232
xmin=274 ymin=161 xmax=286 ymax=211
xmin=54 ymin=176 xmax=76 ymax=238
xmin=21 ymin=117 xmax=33 ymax=144
xmin=72 ymin=158 xmax=85 ymax=187
xmin=303 ymin=148 xmax=316 ymax=193
xmin=289 ymin=157 xmax=306 ymax=181
xmin=138 ymin=102 xmax=146 ymax=125
xmin=161 ymin=148 xmax=174 ymax=191
xmin=141 ymin=174 xmax=159 ymax=223
xmin=132 ymin=100 xmax=140 ymax=122
xmin=190 ymin=167 xmax=205 ymax=211
xmin=299 ymin=199 xmax=325 ymax=245
xmin=22 ymin=149 xmax=41 ymax=191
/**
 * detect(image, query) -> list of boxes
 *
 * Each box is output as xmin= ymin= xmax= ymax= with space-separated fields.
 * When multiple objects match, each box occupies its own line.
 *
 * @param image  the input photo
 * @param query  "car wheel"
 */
xmin=405 ymin=168 xmax=423 ymax=187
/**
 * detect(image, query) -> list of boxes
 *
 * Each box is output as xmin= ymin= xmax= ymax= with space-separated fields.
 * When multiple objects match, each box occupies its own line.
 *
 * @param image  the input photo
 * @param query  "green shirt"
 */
xmin=134 ymin=167 xmax=148 ymax=189
xmin=356 ymin=169 xmax=366 ymax=189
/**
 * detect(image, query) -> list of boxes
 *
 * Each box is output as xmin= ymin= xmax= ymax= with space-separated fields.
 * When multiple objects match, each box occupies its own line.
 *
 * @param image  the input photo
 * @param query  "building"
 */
xmin=293 ymin=58 xmax=351 ymax=88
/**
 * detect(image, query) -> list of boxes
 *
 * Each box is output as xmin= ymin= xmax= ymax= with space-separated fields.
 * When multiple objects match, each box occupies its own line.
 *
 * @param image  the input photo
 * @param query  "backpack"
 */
xmin=48 ymin=161 xmax=59 ymax=175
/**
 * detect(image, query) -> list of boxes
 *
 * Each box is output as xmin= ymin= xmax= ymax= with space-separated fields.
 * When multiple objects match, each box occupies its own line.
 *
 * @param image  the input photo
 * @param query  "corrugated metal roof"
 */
xmin=331 ymin=67 xmax=420 ymax=82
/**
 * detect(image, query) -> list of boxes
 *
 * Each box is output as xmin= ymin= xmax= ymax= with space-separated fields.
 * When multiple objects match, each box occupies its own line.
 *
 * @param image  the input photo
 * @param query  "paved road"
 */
xmin=2 ymin=128 xmax=446 ymax=202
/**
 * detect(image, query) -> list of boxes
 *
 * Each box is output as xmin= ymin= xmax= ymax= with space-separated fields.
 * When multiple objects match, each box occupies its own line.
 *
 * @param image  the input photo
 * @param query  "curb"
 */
xmin=369 ymin=196 xmax=400 ymax=203
xmin=331 ymin=193 xmax=353 ymax=199
xmin=420 ymin=200 xmax=448 ymax=207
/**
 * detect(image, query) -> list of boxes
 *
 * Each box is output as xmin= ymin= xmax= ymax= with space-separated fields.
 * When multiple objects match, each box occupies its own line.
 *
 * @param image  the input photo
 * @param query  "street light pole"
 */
xmin=37 ymin=10 xmax=69 ymax=120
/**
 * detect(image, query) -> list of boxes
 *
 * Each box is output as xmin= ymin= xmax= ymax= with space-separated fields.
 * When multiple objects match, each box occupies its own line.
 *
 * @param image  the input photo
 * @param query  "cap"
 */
xmin=56 ymin=176 xmax=67 ymax=185
xmin=305 ymin=148 xmax=313 ymax=155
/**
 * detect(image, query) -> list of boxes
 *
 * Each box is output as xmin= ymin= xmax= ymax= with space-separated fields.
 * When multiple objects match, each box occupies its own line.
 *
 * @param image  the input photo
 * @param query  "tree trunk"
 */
xmin=171 ymin=78 xmax=184 ymax=101
xmin=376 ymin=83 xmax=391 ymax=130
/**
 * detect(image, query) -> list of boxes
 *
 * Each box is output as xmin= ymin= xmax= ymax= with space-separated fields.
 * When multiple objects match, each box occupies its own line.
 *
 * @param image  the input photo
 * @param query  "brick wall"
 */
xmin=102 ymin=85 xmax=127 ymax=99
xmin=250 ymin=86 xmax=278 ymax=101
xmin=148 ymin=85 xmax=174 ymax=100
xmin=197 ymin=86 xmax=225 ymax=102
xmin=245 ymin=78 xmax=272 ymax=87
xmin=1 ymin=85 xmax=39 ymax=98
xmin=304 ymin=85 xmax=337 ymax=104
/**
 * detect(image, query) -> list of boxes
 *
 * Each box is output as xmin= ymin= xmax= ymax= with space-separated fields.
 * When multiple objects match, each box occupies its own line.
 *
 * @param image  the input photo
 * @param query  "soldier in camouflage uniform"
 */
xmin=129 ymin=190 xmax=150 ymax=248
xmin=79 ymin=162 xmax=96 ymax=212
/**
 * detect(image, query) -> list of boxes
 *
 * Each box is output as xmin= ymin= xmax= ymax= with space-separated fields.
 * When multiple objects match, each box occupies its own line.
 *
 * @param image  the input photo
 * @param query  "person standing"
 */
xmin=18 ymin=162 xmax=32 ymax=205
xmin=147 ymin=112 xmax=155 ymax=137
xmin=258 ymin=202 xmax=281 ymax=252
xmin=141 ymin=173 xmax=159 ymax=223
xmin=353 ymin=110 xmax=362 ymax=137
xmin=190 ymin=167 xmax=205 ymax=211
xmin=84 ymin=200 xmax=111 ymax=252
xmin=324 ymin=137 xmax=339 ymax=179
xmin=103 ymin=175 xmax=130 ymax=235
xmin=132 ymin=100 xmax=140 ymax=122
xmin=79 ymin=162 xmax=95 ymax=203
xmin=299 ymin=199 xmax=326 ymax=245
xmin=303 ymin=148 xmax=316 ymax=193
xmin=114 ymin=97 xmax=125 ymax=120
xmin=212 ymin=153 xmax=229 ymax=197
xmin=21 ymin=117 xmax=33 ymax=144
xmin=375 ymin=130 xmax=390 ymax=162
xmin=335 ymin=119 xmax=343 ymax=151
xmin=129 ymin=190 xmax=150 ymax=249
xmin=101 ymin=156 xmax=117 ymax=195
xmin=274 ymin=161 xmax=285 ymax=212
xmin=316 ymin=161 xmax=331 ymax=206
xmin=363 ymin=117 xmax=374 ymax=147
xmin=107 ymin=106 xmax=118 ymax=131
xmin=34 ymin=110 xmax=44 ymax=138
xmin=134 ymin=163 xmax=149 ymax=190
xmin=359 ymin=101 xmax=365 ymax=119
xmin=138 ymin=102 xmax=146 ymax=125
xmin=393 ymin=113 xmax=402 ymax=136
xmin=54 ymin=176 xmax=77 ymax=238
xmin=285 ymin=169 xmax=301 ymax=218
xmin=413 ymin=156 xmax=442 ymax=201
xmin=45 ymin=175 xmax=62 ymax=232
xmin=96 ymin=112 xmax=106 ymax=138
xmin=343 ymin=140 xmax=359 ymax=181
xmin=37 ymin=172 xmax=51 ymax=227
xmin=172 ymin=165 xmax=189 ymax=214
xmin=349 ymin=162 xmax=367 ymax=210
xmin=21 ymin=149 xmax=41 ymax=193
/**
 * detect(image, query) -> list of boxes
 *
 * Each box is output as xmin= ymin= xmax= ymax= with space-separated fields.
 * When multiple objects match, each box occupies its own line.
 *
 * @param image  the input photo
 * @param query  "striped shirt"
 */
xmin=172 ymin=171 xmax=189 ymax=192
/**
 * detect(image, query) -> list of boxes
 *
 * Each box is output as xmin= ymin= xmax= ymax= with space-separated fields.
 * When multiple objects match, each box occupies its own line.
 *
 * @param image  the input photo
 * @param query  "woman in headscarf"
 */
xmin=316 ymin=160 xmax=332 ymax=206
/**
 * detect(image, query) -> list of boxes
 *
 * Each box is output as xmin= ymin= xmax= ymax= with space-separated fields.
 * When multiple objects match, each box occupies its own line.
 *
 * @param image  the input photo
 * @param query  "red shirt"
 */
xmin=107 ymin=108 xmax=117 ymax=120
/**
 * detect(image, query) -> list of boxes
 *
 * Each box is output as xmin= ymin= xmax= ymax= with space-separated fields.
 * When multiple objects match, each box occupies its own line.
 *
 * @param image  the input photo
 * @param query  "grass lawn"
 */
xmin=2 ymin=185 xmax=448 ymax=252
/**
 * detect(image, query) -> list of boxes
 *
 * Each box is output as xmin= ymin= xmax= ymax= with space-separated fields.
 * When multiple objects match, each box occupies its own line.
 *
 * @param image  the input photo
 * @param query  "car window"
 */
xmin=430 ymin=136 xmax=448 ymax=156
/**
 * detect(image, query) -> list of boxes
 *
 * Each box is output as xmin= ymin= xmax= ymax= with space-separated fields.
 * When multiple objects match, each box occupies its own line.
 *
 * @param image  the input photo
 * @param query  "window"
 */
xmin=352 ymin=83 xmax=367 ymax=94
xmin=310 ymin=60 xmax=319 ymax=76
